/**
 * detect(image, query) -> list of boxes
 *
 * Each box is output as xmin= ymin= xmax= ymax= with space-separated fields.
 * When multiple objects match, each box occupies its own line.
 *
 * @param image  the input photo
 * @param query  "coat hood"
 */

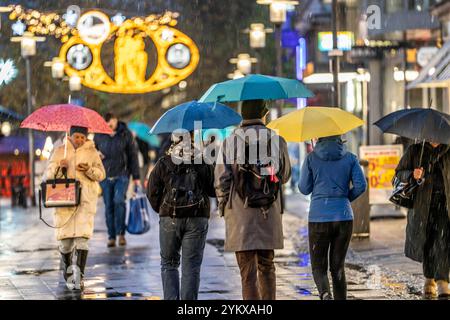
xmin=313 ymin=136 xmax=347 ymax=161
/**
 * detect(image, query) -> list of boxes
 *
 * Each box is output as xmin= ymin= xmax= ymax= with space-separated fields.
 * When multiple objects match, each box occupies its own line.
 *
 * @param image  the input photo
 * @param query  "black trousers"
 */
xmin=308 ymin=221 xmax=353 ymax=300
xmin=423 ymin=192 xmax=450 ymax=282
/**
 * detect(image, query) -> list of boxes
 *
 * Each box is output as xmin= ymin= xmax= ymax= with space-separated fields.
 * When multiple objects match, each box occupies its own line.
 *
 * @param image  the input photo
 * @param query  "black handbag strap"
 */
xmin=39 ymin=189 xmax=78 ymax=229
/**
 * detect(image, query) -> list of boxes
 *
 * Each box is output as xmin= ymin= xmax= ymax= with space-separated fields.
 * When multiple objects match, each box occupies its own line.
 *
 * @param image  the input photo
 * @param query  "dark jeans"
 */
xmin=423 ymin=192 xmax=449 ymax=282
xmin=308 ymin=220 xmax=353 ymax=300
xmin=159 ymin=216 xmax=209 ymax=300
xmin=235 ymin=250 xmax=276 ymax=300
xmin=100 ymin=176 xmax=129 ymax=240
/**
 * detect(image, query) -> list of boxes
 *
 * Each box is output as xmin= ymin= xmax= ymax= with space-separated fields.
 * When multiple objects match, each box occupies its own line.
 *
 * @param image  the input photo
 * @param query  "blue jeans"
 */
xmin=100 ymin=176 xmax=129 ymax=240
xmin=159 ymin=216 xmax=209 ymax=300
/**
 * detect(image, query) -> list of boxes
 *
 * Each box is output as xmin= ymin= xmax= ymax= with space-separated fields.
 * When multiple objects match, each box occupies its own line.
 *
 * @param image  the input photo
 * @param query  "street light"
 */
xmin=11 ymin=31 xmax=45 ymax=207
xmin=243 ymin=23 xmax=273 ymax=74
xmin=229 ymin=53 xmax=257 ymax=75
xmin=257 ymin=0 xmax=298 ymax=117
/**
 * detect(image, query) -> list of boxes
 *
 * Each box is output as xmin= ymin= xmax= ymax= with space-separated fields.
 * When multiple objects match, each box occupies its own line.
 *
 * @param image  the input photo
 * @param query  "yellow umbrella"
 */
xmin=267 ymin=106 xmax=364 ymax=142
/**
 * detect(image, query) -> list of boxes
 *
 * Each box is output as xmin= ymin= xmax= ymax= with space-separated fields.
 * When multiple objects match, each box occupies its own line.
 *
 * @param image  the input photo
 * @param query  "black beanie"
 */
xmin=69 ymin=126 xmax=88 ymax=136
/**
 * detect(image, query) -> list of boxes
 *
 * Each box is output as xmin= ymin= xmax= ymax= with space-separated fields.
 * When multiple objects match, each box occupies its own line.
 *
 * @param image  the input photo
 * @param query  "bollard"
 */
xmin=351 ymin=159 xmax=370 ymax=238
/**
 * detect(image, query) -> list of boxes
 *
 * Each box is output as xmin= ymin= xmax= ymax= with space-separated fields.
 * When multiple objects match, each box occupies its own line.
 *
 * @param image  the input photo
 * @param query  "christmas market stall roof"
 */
xmin=0 ymin=105 xmax=24 ymax=121
xmin=0 ymin=136 xmax=45 ymax=155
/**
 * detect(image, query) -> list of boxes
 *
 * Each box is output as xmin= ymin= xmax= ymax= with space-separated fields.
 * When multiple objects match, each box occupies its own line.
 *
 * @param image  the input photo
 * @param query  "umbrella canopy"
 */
xmin=374 ymin=108 xmax=450 ymax=145
xmin=0 ymin=105 xmax=24 ymax=121
xmin=150 ymin=100 xmax=242 ymax=135
xmin=199 ymin=74 xmax=314 ymax=103
xmin=128 ymin=121 xmax=160 ymax=147
xmin=201 ymin=127 xmax=236 ymax=142
xmin=267 ymin=106 xmax=364 ymax=142
xmin=20 ymin=104 xmax=113 ymax=134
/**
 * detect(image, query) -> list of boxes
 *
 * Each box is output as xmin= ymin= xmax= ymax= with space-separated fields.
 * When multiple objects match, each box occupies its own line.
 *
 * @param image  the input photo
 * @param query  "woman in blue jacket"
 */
xmin=299 ymin=135 xmax=367 ymax=300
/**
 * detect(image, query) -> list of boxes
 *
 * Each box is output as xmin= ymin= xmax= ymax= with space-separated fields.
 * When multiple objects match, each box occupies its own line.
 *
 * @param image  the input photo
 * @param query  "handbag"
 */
xmin=389 ymin=176 xmax=422 ymax=209
xmin=126 ymin=186 xmax=151 ymax=235
xmin=38 ymin=166 xmax=81 ymax=228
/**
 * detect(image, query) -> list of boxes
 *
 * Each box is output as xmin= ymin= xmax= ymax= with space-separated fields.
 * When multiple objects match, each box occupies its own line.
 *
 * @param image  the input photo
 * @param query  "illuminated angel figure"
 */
xmin=114 ymin=29 xmax=148 ymax=85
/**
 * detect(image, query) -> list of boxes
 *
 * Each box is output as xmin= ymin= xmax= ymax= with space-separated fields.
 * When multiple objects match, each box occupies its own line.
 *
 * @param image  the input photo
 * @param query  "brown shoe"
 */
xmin=118 ymin=235 xmax=127 ymax=246
xmin=107 ymin=239 xmax=116 ymax=248
xmin=424 ymin=278 xmax=437 ymax=298
xmin=437 ymin=280 xmax=450 ymax=298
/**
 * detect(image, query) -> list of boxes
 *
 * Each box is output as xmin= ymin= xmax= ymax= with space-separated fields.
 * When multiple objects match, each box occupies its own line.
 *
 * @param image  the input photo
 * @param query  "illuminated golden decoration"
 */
xmin=5 ymin=5 xmax=199 ymax=94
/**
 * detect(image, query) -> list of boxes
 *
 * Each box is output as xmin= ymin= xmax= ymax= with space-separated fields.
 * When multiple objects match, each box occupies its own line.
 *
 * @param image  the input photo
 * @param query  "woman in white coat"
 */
xmin=46 ymin=126 xmax=105 ymax=290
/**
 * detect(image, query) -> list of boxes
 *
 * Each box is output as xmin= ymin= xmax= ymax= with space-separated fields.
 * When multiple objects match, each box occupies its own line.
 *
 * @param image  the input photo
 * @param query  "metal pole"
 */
xmin=275 ymin=23 xmax=283 ymax=117
xmin=25 ymin=56 xmax=36 ymax=207
xmin=331 ymin=0 xmax=340 ymax=107
xmin=254 ymin=49 xmax=262 ymax=74
xmin=403 ymin=31 xmax=408 ymax=109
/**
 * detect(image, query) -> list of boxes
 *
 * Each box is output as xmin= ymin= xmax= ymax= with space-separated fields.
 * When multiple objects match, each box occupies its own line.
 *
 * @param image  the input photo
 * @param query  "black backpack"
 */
xmin=161 ymin=159 xmax=206 ymax=218
xmin=233 ymin=129 xmax=282 ymax=218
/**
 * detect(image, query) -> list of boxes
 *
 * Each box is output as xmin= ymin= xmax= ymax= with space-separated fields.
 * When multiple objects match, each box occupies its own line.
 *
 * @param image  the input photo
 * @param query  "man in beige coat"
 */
xmin=46 ymin=126 xmax=105 ymax=290
xmin=215 ymin=100 xmax=291 ymax=300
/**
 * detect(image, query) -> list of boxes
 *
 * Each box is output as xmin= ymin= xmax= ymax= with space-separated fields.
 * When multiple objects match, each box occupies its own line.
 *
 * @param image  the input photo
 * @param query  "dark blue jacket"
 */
xmin=299 ymin=137 xmax=367 ymax=222
xmin=94 ymin=121 xmax=140 ymax=180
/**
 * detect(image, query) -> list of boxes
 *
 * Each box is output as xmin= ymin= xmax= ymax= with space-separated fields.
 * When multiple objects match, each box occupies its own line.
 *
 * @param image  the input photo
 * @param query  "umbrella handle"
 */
xmin=418 ymin=139 xmax=425 ymax=168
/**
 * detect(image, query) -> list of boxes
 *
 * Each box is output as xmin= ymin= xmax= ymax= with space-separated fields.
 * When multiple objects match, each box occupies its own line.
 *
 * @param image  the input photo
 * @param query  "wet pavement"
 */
xmin=0 ymin=195 xmax=426 ymax=300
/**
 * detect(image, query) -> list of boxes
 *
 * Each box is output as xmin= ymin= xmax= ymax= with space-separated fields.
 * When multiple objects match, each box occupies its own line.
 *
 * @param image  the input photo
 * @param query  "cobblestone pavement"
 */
xmin=0 ymin=195 xmax=422 ymax=300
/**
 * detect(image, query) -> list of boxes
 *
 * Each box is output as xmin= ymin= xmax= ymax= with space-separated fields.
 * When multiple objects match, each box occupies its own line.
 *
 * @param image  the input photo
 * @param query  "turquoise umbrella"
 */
xmin=199 ymin=74 xmax=314 ymax=103
xmin=128 ymin=121 xmax=160 ymax=147
xmin=201 ymin=126 xmax=236 ymax=142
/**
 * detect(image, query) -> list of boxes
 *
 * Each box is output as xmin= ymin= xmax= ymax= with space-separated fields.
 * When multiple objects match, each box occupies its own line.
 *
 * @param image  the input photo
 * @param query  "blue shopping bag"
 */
xmin=126 ymin=188 xmax=151 ymax=235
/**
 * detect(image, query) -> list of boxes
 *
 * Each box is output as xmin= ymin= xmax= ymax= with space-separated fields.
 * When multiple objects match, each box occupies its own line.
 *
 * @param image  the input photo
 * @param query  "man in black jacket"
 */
xmin=94 ymin=113 xmax=140 ymax=248
xmin=147 ymin=133 xmax=216 ymax=300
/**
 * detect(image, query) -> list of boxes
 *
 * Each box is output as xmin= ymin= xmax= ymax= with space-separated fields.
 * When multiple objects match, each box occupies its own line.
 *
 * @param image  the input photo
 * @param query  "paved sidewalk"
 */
xmin=0 ymin=196 xmax=418 ymax=300
xmin=285 ymin=193 xmax=423 ymax=299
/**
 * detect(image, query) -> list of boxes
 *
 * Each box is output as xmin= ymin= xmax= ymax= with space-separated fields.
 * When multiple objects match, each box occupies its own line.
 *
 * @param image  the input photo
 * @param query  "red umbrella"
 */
xmin=20 ymin=104 xmax=112 ymax=134
xmin=20 ymin=104 xmax=112 ymax=158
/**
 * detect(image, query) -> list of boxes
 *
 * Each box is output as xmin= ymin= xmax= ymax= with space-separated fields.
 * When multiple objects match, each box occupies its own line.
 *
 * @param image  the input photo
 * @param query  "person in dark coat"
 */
xmin=94 ymin=113 xmax=141 ymax=248
xmin=147 ymin=133 xmax=216 ymax=300
xmin=299 ymin=135 xmax=367 ymax=300
xmin=395 ymin=142 xmax=450 ymax=298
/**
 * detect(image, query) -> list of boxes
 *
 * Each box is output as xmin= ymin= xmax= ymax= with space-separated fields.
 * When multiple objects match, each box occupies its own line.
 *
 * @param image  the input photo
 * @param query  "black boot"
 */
xmin=60 ymin=251 xmax=73 ymax=282
xmin=75 ymin=249 xmax=88 ymax=290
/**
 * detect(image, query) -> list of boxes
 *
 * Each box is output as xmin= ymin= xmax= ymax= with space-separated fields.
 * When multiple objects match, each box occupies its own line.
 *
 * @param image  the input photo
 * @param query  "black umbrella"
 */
xmin=0 ymin=105 xmax=24 ymax=121
xmin=374 ymin=107 xmax=450 ymax=164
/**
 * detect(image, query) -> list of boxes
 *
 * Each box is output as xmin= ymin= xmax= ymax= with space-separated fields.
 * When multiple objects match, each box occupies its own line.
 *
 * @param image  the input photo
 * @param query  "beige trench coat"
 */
xmin=214 ymin=120 xmax=291 ymax=252
xmin=46 ymin=139 xmax=105 ymax=240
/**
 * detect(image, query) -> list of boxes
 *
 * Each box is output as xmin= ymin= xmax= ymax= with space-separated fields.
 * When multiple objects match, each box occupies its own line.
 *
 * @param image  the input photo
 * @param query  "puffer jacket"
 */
xmin=45 ymin=139 xmax=106 ymax=240
xmin=299 ymin=136 xmax=367 ymax=222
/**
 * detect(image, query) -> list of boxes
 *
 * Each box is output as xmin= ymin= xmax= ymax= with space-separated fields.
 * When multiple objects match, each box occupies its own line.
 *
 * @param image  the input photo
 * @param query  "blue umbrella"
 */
xmin=199 ymin=74 xmax=314 ymax=103
xmin=128 ymin=121 xmax=160 ymax=147
xmin=150 ymin=100 xmax=242 ymax=134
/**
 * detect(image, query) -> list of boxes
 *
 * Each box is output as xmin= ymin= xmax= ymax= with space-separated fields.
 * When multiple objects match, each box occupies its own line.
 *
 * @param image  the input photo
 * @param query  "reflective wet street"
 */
xmin=0 ymin=196 xmax=423 ymax=300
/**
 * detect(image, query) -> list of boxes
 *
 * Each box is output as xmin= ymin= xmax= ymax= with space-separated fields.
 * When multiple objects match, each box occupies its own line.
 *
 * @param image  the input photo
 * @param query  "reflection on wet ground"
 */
xmin=0 ymin=197 xmax=430 ymax=300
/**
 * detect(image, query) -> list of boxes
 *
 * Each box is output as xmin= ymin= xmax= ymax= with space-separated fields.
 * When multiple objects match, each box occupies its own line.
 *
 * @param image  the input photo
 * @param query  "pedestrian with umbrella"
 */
xmin=20 ymin=104 xmax=110 ymax=291
xmin=375 ymin=107 xmax=450 ymax=298
xmin=147 ymin=100 xmax=241 ymax=300
xmin=203 ymin=74 xmax=312 ymax=300
xmin=269 ymin=106 xmax=367 ymax=300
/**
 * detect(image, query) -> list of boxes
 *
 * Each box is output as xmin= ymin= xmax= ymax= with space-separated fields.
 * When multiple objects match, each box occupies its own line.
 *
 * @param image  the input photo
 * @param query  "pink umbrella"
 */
xmin=20 ymin=104 xmax=113 ymax=157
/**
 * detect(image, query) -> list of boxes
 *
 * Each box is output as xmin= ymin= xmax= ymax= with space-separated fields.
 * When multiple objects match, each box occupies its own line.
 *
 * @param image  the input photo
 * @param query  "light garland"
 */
xmin=5 ymin=4 xmax=179 ymax=43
